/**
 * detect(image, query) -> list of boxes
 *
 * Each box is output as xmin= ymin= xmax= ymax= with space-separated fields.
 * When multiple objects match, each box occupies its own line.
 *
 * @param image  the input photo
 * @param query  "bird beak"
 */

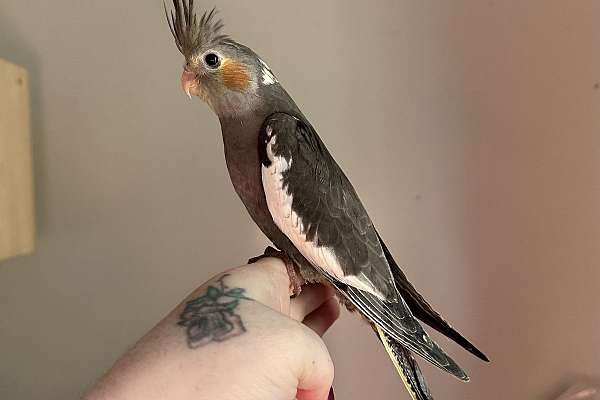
xmin=181 ymin=66 xmax=198 ymax=99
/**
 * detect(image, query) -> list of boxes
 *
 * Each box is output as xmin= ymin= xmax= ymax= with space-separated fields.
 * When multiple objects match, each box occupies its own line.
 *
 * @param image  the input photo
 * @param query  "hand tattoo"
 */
xmin=177 ymin=274 xmax=252 ymax=348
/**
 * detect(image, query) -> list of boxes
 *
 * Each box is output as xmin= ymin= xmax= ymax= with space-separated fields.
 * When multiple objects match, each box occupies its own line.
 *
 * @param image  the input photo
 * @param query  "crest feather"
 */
xmin=164 ymin=0 xmax=229 ymax=58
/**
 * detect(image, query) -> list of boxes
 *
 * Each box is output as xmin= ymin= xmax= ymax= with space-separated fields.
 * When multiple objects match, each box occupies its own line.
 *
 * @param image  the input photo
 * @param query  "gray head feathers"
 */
xmin=165 ymin=0 xmax=229 ymax=59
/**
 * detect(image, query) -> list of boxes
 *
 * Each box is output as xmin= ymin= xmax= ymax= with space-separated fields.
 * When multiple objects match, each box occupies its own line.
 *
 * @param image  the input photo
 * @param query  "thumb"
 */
xmin=293 ymin=328 xmax=335 ymax=400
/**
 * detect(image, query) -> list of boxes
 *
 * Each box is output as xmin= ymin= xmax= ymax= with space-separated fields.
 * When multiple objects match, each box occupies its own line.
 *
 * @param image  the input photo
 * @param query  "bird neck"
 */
xmin=217 ymin=82 xmax=302 ymax=130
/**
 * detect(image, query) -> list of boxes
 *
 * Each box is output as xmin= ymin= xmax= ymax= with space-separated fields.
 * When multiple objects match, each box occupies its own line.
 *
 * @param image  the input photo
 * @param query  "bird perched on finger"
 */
xmin=165 ymin=1 xmax=489 ymax=398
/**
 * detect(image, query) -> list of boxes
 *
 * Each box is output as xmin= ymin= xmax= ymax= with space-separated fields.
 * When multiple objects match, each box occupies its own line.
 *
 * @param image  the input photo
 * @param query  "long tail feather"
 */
xmin=376 ymin=325 xmax=434 ymax=400
xmin=335 ymin=281 xmax=470 ymax=381
xmin=376 ymin=231 xmax=489 ymax=362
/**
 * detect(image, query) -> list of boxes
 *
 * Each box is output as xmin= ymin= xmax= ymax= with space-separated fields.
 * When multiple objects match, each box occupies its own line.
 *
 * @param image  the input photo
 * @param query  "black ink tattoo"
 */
xmin=177 ymin=274 xmax=252 ymax=348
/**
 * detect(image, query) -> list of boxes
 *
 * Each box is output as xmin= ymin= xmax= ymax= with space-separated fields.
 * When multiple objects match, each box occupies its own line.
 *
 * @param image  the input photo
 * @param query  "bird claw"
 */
xmin=248 ymin=246 xmax=304 ymax=297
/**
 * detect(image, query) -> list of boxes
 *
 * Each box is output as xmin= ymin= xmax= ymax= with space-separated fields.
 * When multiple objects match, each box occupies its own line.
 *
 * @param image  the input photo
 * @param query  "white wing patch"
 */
xmin=258 ymin=58 xmax=277 ymax=85
xmin=261 ymin=130 xmax=387 ymax=299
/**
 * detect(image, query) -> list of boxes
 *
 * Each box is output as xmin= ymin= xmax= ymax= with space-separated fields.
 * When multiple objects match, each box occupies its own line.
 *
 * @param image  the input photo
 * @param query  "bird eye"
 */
xmin=204 ymin=52 xmax=220 ymax=69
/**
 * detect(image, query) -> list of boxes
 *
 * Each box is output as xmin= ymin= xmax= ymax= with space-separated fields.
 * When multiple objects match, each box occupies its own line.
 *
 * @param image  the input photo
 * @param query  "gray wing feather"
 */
xmin=339 ymin=283 xmax=469 ymax=381
xmin=259 ymin=112 xmax=468 ymax=381
xmin=259 ymin=112 xmax=398 ymax=301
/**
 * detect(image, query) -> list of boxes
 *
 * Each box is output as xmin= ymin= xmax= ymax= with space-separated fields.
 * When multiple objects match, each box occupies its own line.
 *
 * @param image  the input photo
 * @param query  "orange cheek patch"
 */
xmin=220 ymin=59 xmax=251 ymax=92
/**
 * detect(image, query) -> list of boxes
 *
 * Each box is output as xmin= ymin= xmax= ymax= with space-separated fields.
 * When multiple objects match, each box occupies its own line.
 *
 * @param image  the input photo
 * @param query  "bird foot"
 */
xmin=248 ymin=246 xmax=304 ymax=297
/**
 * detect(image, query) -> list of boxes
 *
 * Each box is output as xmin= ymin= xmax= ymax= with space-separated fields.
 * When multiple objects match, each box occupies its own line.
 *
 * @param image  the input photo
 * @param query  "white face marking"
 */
xmin=261 ymin=133 xmax=387 ymax=300
xmin=258 ymin=58 xmax=277 ymax=85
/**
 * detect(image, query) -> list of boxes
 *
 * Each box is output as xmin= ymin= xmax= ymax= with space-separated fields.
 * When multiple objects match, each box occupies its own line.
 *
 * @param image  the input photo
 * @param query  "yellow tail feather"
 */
xmin=376 ymin=325 xmax=432 ymax=400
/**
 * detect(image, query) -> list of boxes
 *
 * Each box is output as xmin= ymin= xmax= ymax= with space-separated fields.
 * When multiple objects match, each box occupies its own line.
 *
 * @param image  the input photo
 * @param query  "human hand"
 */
xmin=83 ymin=257 xmax=339 ymax=400
xmin=554 ymin=383 xmax=599 ymax=400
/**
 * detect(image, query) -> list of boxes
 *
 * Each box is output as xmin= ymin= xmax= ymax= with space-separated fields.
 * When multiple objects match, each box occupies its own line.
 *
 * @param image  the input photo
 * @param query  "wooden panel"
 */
xmin=0 ymin=58 xmax=35 ymax=262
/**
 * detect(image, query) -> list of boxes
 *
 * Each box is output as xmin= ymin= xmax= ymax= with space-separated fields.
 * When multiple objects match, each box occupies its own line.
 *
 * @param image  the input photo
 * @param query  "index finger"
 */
xmin=213 ymin=257 xmax=293 ymax=314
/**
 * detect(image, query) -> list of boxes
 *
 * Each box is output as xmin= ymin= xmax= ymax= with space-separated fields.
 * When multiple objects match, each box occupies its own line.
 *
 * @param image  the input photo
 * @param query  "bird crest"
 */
xmin=165 ymin=0 xmax=229 ymax=58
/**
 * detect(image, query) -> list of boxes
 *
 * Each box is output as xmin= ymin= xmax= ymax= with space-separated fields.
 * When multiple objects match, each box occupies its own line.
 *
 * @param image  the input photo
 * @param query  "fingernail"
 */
xmin=328 ymin=386 xmax=335 ymax=400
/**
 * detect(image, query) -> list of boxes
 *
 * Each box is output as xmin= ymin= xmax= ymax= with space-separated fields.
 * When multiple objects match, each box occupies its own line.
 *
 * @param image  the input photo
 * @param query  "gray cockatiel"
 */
xmin=165 ymin=1 xmax=488 ymax=398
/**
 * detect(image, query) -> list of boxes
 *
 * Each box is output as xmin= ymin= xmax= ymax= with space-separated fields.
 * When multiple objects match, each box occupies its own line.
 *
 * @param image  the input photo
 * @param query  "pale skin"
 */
xmin=83 ymin=257 xmax=339 ymax=400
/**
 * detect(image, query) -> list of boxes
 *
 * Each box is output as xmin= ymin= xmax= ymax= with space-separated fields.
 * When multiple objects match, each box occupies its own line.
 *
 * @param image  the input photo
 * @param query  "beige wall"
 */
xmin=1 ymin=1 xmax=599 ymax=399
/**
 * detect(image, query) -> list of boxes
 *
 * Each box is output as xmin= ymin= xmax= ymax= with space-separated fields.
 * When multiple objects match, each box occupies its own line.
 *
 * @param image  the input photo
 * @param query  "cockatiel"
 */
xmin=165 ymin=1 xmax=488 ymax=399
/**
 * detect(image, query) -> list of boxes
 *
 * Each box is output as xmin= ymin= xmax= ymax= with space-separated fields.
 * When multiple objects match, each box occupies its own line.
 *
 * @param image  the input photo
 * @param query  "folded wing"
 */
xmin=259 ymin=112 xmax=469 ymax=380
